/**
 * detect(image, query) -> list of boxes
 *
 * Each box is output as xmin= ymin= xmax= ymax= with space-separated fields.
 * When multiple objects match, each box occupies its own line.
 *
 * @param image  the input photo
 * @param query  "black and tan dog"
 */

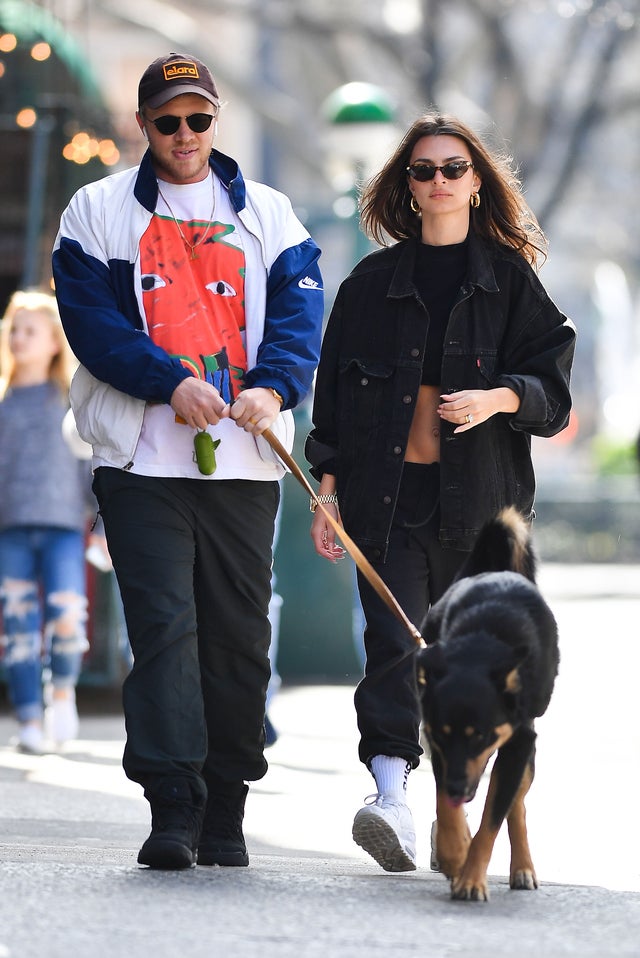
xmin=417 ymin=507 xmax=559 ymax=901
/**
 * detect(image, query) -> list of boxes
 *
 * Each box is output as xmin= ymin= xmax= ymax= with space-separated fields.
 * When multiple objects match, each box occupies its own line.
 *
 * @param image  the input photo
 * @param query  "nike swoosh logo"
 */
xmin=298 ymin=276 xmax=322 ymax=290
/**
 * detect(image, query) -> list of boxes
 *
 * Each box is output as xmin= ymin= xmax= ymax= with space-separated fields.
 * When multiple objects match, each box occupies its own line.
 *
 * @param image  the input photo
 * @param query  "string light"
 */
xmin=0 ymin=32 xmax=120 ymax=168
xmin=16 ymin=108 xmax=37 ymax=128
xmin=30 ymin=42 xmax=51 ymax=62
xmin=0 ymin=33 xmax=17 ymax=52
xmin=62 ymin=131 xmax=120 ymax=166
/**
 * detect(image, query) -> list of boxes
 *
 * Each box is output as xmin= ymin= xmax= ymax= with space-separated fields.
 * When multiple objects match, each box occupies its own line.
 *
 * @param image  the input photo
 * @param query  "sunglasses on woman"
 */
xmin=148 ymin=113 xmax=216 ymax=136
xmin=406 ymin=160 xmax=473 ymax=181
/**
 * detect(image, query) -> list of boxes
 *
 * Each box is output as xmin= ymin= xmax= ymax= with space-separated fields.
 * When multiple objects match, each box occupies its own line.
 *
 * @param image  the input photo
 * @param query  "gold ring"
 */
xmin=466 ymin=414 xmax=473 ymax=424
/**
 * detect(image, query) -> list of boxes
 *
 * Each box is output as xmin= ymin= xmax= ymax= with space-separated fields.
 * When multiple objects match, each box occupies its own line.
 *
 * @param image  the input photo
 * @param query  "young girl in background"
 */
xmin=0 ymin=290 xmax=90 ymax=753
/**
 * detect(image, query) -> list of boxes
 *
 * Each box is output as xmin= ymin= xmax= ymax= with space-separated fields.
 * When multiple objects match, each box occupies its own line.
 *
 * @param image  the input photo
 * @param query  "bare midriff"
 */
xmin=404 ymin=384 xmax=441 ymax=464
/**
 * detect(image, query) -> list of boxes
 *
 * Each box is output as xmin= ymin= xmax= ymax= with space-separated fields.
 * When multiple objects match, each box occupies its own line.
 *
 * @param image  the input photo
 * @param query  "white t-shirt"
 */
xmin=95 ymin=172 xmax=277 ymax=481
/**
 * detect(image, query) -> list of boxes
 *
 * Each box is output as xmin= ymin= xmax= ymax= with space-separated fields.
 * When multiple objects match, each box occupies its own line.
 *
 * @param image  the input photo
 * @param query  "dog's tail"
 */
xmin=456 ymin=506 xmax=537 ymax=583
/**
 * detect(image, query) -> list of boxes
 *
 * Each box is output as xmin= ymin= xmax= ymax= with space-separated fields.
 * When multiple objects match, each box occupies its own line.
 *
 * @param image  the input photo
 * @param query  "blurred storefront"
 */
xmin=0 ymin=0 xmax=120 ymax=310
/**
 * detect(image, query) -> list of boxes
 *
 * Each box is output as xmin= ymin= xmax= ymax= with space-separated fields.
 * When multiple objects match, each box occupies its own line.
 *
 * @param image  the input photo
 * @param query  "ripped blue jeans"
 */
xmin=0 ymin=527 xmax=89 ymax=722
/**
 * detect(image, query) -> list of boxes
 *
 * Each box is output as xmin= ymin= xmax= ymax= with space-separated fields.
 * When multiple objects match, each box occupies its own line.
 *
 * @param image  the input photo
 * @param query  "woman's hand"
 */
xmin=310 ymin=502 xmax=346 ymax=563
xmin=438 ymin=387 xmax=520 ymax=433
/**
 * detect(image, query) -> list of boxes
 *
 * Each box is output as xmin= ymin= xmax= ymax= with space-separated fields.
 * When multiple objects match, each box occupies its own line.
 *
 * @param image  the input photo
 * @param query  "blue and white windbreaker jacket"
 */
xmin=52 ymin=149 xmax=323 ymax=476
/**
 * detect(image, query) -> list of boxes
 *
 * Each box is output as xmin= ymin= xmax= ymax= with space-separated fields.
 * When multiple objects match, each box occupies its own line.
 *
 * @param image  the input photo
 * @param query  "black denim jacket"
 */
xmin=305 ymin=233 xmax=576 ymax=558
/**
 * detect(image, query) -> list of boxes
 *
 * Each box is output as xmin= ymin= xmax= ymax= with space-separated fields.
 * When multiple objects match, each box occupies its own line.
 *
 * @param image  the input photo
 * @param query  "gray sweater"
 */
xmin=0 ymin=382 xmax=91 ymax=533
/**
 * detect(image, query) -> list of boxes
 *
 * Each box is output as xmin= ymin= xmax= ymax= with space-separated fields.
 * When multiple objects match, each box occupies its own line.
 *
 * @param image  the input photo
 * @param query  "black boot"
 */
xmin=138 ymin=778 xmax=205 ymax=870
xmin=198 ymin=782 xmax=249 ymax=867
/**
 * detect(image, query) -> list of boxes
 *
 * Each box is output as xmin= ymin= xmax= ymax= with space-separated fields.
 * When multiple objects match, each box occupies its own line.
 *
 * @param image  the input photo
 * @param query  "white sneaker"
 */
xmin=16 ymin=723 xmax=46 ymax=755
xmin=430 ymin=818 xmax=440 ymax=871
xmin=47 ymin=693 xmax=79 ymax=745
xmin=352 ymin=794 xmax=417 ymax=872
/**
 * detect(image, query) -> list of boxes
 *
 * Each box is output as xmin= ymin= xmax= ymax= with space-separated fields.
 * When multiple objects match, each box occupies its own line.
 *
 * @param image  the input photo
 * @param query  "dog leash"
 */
xmin=261 ymin=427 xmax=424 ymax=647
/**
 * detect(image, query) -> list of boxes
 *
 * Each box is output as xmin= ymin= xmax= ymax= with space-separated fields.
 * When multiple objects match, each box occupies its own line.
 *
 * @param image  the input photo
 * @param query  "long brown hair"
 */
xmin=359 ymin=113 xmax=547 ymax=266
xmin=0 ymin=290 xmax=76 ymax=398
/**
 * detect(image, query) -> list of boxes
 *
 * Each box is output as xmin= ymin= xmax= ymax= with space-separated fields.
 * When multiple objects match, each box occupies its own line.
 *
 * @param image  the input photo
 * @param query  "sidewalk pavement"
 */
xmin=1 ymin=564 xmax=639 ymax=957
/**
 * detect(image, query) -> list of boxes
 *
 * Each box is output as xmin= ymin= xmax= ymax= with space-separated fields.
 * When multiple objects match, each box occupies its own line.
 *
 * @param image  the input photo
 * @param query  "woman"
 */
xmin=306 ymin=114 xmax=575 ymax=872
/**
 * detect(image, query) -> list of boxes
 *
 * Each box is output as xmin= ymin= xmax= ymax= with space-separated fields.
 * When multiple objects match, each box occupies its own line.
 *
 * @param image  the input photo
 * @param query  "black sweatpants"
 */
xmin=93 ymin=467 xmax=279 ymax=797
xmin=354 ymin=463 xmax=467 ymax=769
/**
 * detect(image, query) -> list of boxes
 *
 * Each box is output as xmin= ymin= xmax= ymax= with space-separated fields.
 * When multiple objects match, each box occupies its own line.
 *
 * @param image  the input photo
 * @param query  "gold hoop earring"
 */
xmin=410 ymin=195 xmax=421 ymax=215
xmin=470 ymin=192 xmax=481 ymax=209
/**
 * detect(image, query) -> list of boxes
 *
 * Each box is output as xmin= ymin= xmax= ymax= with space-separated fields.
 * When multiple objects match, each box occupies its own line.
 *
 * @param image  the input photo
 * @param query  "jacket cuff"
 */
xmin=304 ymin=434 xmax=337 ymax=481
xmin=244 ymin=374 xmax=290 ymax=409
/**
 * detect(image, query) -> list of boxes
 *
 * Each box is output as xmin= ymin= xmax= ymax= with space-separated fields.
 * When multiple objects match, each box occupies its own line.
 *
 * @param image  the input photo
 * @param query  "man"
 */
xmin=52 ymin=52 xmax=323 ymax=869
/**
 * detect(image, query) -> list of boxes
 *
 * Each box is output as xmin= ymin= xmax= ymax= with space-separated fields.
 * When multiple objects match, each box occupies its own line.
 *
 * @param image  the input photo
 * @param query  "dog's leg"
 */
xmin=450 ymin=775 xmax=500 ymax=901
xmin=451 ymin=727 xmax=536 ymax=901
xmin=434 ymin=790 xmax=471 ymax=881
xmin=507 ymin=754 xmax=538 ymax=889
xmin=429 ymin=750 xmax=471 ymax=879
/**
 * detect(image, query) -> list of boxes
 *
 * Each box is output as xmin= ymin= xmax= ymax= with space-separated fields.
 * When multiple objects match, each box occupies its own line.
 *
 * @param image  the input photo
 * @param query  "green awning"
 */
xmin=0 ymin=0 xmax=103 ymax=107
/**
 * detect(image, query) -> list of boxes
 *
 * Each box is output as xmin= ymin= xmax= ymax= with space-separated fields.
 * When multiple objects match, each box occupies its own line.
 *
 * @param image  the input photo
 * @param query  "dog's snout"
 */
xmin=443 ymin=764 xmax=480 ymax=805
xmin=445 ymin=777 xmax=471 ymax=801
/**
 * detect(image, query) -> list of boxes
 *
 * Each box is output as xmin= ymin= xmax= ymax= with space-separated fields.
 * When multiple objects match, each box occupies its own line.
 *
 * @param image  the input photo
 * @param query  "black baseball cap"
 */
xmin=138 ymin=52 xmax=219 ymax=110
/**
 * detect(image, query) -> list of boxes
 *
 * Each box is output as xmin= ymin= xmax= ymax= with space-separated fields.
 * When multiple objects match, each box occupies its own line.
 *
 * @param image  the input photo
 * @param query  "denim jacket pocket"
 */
xmin=338 ymin=358 xmax=394 ymax=426
xmin=475 ymin=351 xmax=498 ymax=387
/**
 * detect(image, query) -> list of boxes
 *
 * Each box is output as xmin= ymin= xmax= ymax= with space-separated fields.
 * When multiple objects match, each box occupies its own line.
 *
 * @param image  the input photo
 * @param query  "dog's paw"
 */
xmin=450 ymin=875 xmax=490 ymax=901
xmin=439 ymin=853 xmax=465 ymax=881
xmin=510 ymin=868 xmax=538 ymax=890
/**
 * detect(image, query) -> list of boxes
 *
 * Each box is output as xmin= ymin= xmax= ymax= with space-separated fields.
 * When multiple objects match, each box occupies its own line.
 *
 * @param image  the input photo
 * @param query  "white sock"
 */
xmin=370 ymin=755 xmax=410 ymax=801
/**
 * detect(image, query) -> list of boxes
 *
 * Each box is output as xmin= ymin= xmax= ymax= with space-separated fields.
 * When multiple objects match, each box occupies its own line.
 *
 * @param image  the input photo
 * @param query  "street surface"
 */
xmin=0 ymin=563 xmax=638 ymax=957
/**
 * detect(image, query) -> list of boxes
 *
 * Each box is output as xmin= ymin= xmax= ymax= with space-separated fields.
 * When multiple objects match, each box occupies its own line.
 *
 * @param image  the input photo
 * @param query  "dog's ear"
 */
xmin=417 ymin=643 xmax=447 ymax=684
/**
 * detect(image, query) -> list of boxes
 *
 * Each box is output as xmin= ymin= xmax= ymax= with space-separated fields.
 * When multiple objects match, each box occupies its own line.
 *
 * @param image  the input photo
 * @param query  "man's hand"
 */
xmin=229 ymin=387 xmax=282 ymax=434
xmin=170 ymin=378 xmax=228 ymax=429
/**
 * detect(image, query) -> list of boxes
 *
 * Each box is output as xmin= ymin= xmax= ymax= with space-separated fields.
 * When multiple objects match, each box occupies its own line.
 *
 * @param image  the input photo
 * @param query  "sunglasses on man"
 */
xmin=406 ymin=160 xmax=473 ymax=181
xmin=147 ymin=113 xmax=216 ymax=136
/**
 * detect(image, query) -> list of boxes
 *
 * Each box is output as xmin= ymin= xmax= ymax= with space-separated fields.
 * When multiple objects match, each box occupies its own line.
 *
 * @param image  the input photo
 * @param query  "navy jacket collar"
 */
xmin=133 ymin=148 xmax=247 ymax=213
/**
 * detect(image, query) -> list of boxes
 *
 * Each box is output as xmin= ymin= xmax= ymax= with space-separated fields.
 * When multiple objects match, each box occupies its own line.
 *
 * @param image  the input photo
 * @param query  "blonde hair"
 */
xmin=0 ymin=290 xmax=76 ymax=398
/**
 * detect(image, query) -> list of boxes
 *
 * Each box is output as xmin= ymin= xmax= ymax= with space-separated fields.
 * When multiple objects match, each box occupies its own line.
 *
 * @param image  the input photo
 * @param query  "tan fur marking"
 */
xmin=465 ymin=723 xmax=513 ymax=786
xmin=498 ymin=505 xmax=528 ymax=574
xmin=507 ymin=761 xmax=538 ymax=889
xmin=504 ymin=668 xmax=521 ymax=694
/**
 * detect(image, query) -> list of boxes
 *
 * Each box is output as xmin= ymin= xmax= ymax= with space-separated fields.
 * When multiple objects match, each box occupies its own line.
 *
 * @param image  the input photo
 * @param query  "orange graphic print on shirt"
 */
xmin=140 ymin=215 xmax=246 ymax=404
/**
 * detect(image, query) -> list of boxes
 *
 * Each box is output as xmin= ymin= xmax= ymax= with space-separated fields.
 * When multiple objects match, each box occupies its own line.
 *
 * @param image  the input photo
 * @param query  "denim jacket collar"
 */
xmin=387 ymin=231 xmax=499 ymax=300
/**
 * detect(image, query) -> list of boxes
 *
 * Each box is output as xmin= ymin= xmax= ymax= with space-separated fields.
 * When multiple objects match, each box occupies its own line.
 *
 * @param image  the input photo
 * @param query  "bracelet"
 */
xmin=267 ymin=387 xmax=284 ymax=405
xmin=310 ymin=494 xmax=338 ymax=514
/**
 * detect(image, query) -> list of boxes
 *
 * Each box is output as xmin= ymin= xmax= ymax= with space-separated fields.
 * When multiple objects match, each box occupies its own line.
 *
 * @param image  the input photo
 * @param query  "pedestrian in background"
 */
xmin=53 ymin=52 xmax=323 ymax=870
xmin=0 ymin=290 xmax=90 ymax=754
xmin=306 ymin=113 xmax=575 ymax=872
xmin=264 ymin=490 xmax=284 ymax=748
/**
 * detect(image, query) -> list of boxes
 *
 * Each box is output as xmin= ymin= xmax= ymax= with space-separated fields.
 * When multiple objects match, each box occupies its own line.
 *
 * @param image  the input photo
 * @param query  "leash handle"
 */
xmin=262 ymin=427 xmax=423 ymax=646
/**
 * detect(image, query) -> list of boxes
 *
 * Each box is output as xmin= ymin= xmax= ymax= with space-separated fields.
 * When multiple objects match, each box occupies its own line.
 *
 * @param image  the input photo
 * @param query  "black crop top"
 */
xmin=413 ymin=239 xmax=469 ymax=385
